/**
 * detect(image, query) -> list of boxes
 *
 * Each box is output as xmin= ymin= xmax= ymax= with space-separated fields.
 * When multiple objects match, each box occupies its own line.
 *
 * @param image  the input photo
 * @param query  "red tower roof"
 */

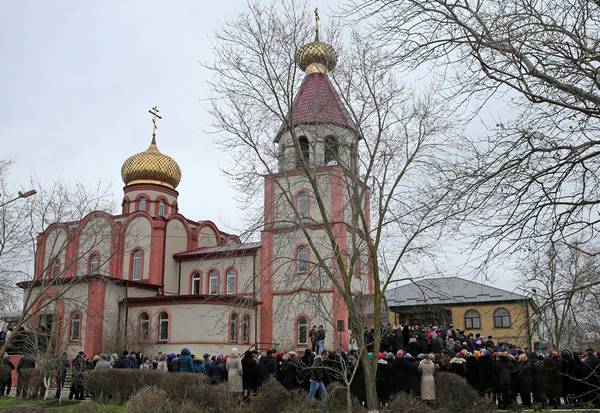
xmin=275 ymin=73 xmax=357 ymax=142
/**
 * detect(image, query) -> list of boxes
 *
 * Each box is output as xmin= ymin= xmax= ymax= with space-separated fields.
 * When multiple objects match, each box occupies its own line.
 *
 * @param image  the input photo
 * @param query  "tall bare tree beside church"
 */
xmin=208 ymin=1 xmax=464 ymax=409
xmin=0 ymin=161 xmax=116 ymax=357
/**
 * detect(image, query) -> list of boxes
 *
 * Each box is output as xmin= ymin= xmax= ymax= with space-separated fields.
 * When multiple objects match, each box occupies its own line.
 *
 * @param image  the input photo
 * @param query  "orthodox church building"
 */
xmin=22 ymin=27 xmax=373 ymax=356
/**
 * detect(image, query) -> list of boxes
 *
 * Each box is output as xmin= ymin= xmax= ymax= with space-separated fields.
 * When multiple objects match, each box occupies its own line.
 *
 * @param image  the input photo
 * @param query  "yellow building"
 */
xmin=386 ymin=277 xmax=538 ymax=349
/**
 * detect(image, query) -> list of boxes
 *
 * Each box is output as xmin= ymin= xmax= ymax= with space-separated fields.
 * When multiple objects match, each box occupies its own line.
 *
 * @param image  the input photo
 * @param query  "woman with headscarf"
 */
xmin=465 ymin=351 xmax=479 ymax=391
xmin=392 ymin=350 xmax=410 ymax=394
xmin=241 ymin=350 xmax=258 ymax=398
xmin=478 ymin=350 xmax=498 ymax=403
xmin=419 ymin=353 xmax=437 ymax=402
xmin=407 ymin=353 xmax=420 ymax=396
xmin=178 ymin=348 xmax=194 ymax=373
xmin=226 ymin=348 xmax=243 ymax=395
xmin=376 ymin=352 xmax=392 ymax=406
xmin=532 ymin=353 xmax=546 ymax=407
xmin=544 ymin=352 xmax=562 ymax=408
xmin=517 ymin=353 xmax=533 ymax=408
xmin=495 ymin=352 xmax=512 ymax=409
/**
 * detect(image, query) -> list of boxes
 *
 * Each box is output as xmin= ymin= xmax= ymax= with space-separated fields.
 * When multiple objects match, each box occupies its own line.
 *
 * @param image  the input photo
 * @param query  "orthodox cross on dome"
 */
xmin=314 ymin=8 xmax=320 ymax=41
xmin=148 ymin=105 xmax=162 ymax=145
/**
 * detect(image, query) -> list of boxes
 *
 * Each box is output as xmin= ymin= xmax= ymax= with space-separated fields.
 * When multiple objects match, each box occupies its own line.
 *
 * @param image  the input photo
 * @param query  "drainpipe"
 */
xmin=123 ymin=286 xmax=129 ymax=350
xmin=177 ymin=259 xmax=181 ymax=295
xmin=253 ymin=249 xmax=258 ymax=347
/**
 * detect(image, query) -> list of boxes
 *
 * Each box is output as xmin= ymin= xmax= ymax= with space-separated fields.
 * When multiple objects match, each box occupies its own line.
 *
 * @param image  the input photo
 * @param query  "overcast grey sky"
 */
xmin=1 ymin=1 xmax=521 ymax=292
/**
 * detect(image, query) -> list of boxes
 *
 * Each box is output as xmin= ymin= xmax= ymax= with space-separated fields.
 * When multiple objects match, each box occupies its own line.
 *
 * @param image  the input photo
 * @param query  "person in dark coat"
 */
xmin=560 ymin=350 xmax=578 ymax=406
xmin=54 ymin=352 xmax=70 ymax=400
xmin=518 ymin=354 xmax=534 ymax=407
xmin=278 ymin=354 xmax=299 ymax=390
xmin=68 ymin=352 xmax=86 ymax=400
xmin=392 ymin=351 xmax=410 ymax=394
xmin=583 ymin=350 xmax=600 ymax=407
xmin=242 ymin=351 xmax=259 ymax=397
xmin=495 ymin=354 xmax=512 ymax=409
xmin=478 ymin=351 xmax=497 ymax=402
xmin=402 ymin=325 xmax=410 ymax=350
xmin=532 ymin=353 xmax=546 ymax=407
xmin=406 ymin=354 xmax=420 ymax=396
xmin=177 ymin=348 xmax=194 ymax=373
xmin=0 ymin=354 xmax=15 ymax=396
xmin=544 ymin=353 xmax=562 ymax=408
xmin=465 ymin=353 xmax=479 ymax=391
xmin=16 ymin=353 xmax=36 ymax=398
xmin=376 ymin=354 xmax=392 ymax=405
xmin=257 ymin=350 xmax=277 ymax=386
xmin=350 ymin=357 xmax=367 ymax=405
xmin=364 ymin=327 xmax=374 ymax=352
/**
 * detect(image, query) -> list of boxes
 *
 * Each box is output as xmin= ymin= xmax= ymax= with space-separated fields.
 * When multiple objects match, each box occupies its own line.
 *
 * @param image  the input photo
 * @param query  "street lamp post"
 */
xmin=0 ymin=189 xmax=37 ymax=207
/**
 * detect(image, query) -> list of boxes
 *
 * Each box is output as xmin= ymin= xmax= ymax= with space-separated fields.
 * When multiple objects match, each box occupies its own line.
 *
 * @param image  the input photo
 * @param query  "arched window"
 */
xmin=230 ymin=313 xmax=238 ymax=343
xmin=297 ymin=245 xmax=309 ymax=273
xmin=297 ymin=316 xmax=308 ymax=345
xmin=158 ymin=312 xmax=169 ymax=341
xmin=324 ymin=136 xmax=339 ymax=165
xmin=208 ymin=270 xmax=218 ymax=295
xmin=51 ymin=259 xmax=61 ymax=278
xmin=191 ymin=272 xmax=201 ymax=295
xmin=89 ymin=253 xmax=100 ymax=275
xmin=69 ymin=312 xmax=81 ymax=343
xmin=494 ymin=308 xmax=511 ymax=328
xmin=242 ymin=315 xmax=250 ymax=344
xmin=464 ymin=310 xmax=481 ymax=329
xmin=297 ymin=190 xmax=309 ymax=218
xmin=131 ymin=249 xmax=143 ymax=280
xmin=139 ymin=312 xmax=150 ymax=339
xmin=296 ymin=136 xmax=310 ymax=166
xmin=226 ymin=268 xmax=236 ymax=295
xmin=137 ymin=197 xmax=147 ymax=211
xmin=158 ymin=200 xmax=166 ymax=217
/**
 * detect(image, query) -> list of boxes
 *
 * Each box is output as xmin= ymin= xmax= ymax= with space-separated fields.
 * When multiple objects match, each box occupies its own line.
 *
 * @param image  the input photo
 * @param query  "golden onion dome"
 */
xmin=296 ymin=9 xmax=337 ymax=74
xmin=121 ymin=139 xmax=181 ymax=189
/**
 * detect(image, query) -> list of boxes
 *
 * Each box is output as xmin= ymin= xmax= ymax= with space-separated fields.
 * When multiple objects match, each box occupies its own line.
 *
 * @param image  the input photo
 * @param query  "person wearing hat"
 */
xmin=0 ymin=354 xmax=15 ymax=396
xmin=226 ymin=348 xmax=243 ymax=395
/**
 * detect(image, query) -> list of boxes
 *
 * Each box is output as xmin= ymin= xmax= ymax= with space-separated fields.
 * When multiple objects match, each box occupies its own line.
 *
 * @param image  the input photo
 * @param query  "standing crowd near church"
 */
xmin=1 ymin=323 xmax=599 ymax=410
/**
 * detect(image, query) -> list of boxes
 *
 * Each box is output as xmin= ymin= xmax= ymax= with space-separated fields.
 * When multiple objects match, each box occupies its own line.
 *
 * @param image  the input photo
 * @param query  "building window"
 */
xmin=51 ymin=259 xmax=61 ymax=278
xmin=158 ymin=200 xmax=166 ymax=217
xmin=297 ymin=190 xmax=309 ymax=218
xmin=297 ymin=316 xmax=308 ymax=345
xmin=89 ymin=253 xmax=100 ymax=275
xmin=138 ymin=197 xmax=147 ymax=211
xmin=494 ymin=308 xmax=511 ymax=328
xmin=297 ymin=245 xmax=309 ymax=273
xmin=191 ymin=272 xmax=201 ymax=295
xmin=226 ymin=268 xmax=236 ymax=295
xmin=296 ymin=136 xmax=310 ymax=166
xmin=208 ymin=270 xmax=218 ymax=295
xmin=242 ymin=315 xmax=250 ymax=344
xmin=230 ymin=313 xmax=238 ymax=343
xmin=158 ymin=312 xmax=169 ymax=341
xmin=131 ymin=249 xmax=143 ymax=280
xmin=69 ymin=312 xmax=81 ymax=343
xmin=139 ymin=312 xmax=150 ymax=338
xmin=464 ymin=309 xmax=481 ymax=329
xmin=324 ymin=136 xmax=339 ymax=165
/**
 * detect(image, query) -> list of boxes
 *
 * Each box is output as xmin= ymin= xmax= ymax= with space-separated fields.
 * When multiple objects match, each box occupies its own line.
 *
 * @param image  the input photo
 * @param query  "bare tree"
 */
xmin=208 ymin=1 xmax=464 ymax=409
xmin=523 ymin=241 xmax=600 ymax=350
xmin=352 ymin=0 xmax=600 ymax=260
xmin=0 ymin=162 xmax=116 ymax=357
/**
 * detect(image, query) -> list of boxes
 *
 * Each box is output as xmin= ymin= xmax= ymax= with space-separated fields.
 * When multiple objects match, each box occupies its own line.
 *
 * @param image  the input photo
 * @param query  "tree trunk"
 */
xmin=346 ymin=385 xmax=353 ymax=413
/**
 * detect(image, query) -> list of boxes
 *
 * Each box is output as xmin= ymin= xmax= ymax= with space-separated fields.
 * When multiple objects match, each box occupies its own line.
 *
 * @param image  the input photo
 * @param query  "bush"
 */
xmin=434 ymin=372 xmax=494 ymax=413
xmin=85 ymin=369 xmax=206 ymax=404
xmin=388 ymin=392 xmax=433 ymax=413
xmin=326 ymin=382 xmax=366 ymax=413
xmin=247 ymin=377 xmax=293 ymax=412
xmin=124 ymin=386 xmax=174 ymax=413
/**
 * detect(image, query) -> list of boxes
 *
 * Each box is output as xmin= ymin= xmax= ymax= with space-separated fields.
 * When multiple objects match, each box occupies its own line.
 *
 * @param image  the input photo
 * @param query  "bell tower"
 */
xmin=259 ymin=10 xmax=369 ymax=351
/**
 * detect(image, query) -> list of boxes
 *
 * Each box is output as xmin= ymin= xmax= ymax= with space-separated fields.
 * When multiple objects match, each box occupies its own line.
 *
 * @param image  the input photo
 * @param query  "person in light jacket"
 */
xmin=226 ymin=348 xmax=243 ymax=394
xmin=419 ymin=353 xmax=437 ymax=402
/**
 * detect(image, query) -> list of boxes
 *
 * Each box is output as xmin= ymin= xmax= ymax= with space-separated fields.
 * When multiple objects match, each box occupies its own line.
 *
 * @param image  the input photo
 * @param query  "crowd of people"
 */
xmin=0 ymin=324 xmax=599 ymax=410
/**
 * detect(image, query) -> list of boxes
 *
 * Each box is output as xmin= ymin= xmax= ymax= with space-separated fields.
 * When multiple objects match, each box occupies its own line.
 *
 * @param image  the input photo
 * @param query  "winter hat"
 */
xmin=416 ymin=353 xmax=426 ymax=360
xmin=231 ymin=347 xmax=239 ymax=354
xmin=2 ymin=354 xmax=9 ymax=361
xmin=396 ymin=350 xmax=405 ymax=358
xmin=367 ymin=352 xmax=373 ymax=360
xmin=378 ymin=352 xmax=383 ymax=360
xmin=405 ymin=353 xmax=413 ymax=359
xmin=518 ymin=354 xmax=528 ymax=362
